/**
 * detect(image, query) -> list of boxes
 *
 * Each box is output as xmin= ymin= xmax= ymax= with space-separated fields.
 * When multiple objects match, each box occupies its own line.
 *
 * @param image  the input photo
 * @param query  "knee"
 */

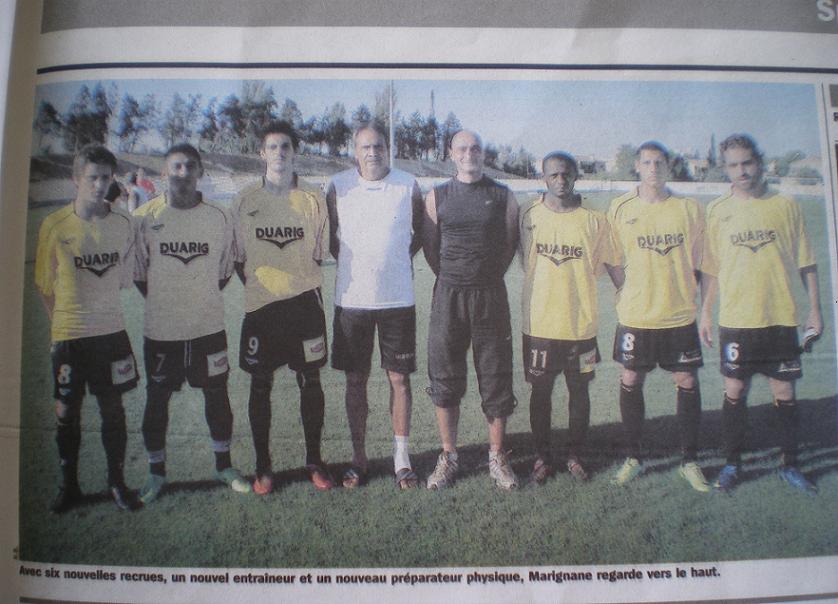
xmin=251 ymin=372 xmax=273 ymax=394
xmin=725 ymin=379 xmax=747 ymax=401
xmin=97 ymin=394 xmax=125 ymax=423
xmin=621 ymin=369 xmax=643 ymax=389
xmin=345 ymin=371 xmax=368 ymax=390
xmin=387 ymin=371 xmax=410 ymax=392
xmin=673 ymin=372 xmax=697 ymax=390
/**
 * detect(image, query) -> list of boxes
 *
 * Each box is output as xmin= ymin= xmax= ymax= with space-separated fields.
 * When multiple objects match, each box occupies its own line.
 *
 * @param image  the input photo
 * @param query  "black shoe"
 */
xmin=110 ymin=483 xmax=143 ymax=511
xmin=50 ymin=483 xmax=82 ymax=514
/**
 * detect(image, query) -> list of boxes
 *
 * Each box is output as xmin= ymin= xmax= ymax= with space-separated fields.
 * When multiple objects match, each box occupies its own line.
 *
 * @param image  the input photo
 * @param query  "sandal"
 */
xmin=342 ymin=466 xmax=367 ymax=489
xmin=395 ymin=467 xmax=420 ymax=490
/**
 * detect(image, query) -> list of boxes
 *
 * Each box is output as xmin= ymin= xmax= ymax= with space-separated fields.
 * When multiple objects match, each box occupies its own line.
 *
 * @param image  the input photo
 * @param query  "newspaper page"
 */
xmin=2 ymin=1 xmax=838 ymax=602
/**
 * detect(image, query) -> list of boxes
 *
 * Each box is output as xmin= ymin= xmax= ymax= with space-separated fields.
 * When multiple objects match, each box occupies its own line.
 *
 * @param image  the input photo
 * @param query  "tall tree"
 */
xmin=241 ymin=82 xmax=277 ymax=153
xmin=33 ymin=100 xmax=62 ymax=153
xmin=321 ymin=103 xmax=350 ymax=156
xmin=217 ymin=93 xmax=246 ymax=153
xmin=198 ymin=97 xmax=219 ymax=152
xmin=278 ymin=98 xmax=303 ymax=130
xmin=707 ymin=133 xmax=717 ymax=168
xmin=612 ymin=144 xmax=637 ymax=180
xmin=351 ymin=104 xmax=372 ymax=128
xmin=439 ymin=112 xmax=462 ymax=161
xmin=158 ymin=93 xmax=201 ymax=148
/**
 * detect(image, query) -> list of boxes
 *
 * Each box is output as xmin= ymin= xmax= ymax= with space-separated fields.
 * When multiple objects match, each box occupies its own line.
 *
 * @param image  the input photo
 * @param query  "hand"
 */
xmin=805 ymin=308 xmax=823 ymax=337
xmin=699 ymin=313 xmax=714 ymax=348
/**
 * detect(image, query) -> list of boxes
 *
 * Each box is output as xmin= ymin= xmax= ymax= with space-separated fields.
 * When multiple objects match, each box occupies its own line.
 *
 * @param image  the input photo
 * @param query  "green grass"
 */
xmin=18 ymin=192 xmax=838 ymax=568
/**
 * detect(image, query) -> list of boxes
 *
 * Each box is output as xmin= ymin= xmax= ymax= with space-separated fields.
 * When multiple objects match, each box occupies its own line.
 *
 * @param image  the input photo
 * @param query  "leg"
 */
xmin=95 ymin=392 xmax=128 ymax=487
xmin=619 ymin=368 xmax=646 ymax=459
xmin=298 ymin=368 xmax=326 ymax=467
xmin=565 ymin=371 xmax=591 ymax=464
xmin=345 ymin=370 xmax=370 ymax=471
xmin=51 ymin=394 xmax=83 ymax=513
xmin=205 ymin=384 xmax=250 ymax=493
xmin=388 ymin=370 xmax=416 ymax=486
xmin=529 ymin=375 xmax=556 ymax=464
xmin=768 ymin=378 xmax=797 ymax=466
xmin=142 ymin=383 xmax=173 ymax=476
xmin=672 ymin=370 xmax=701 ymax=462
xmin=722 ymin=376 xmax=749 ymax=466
xmin=248 ymin=372 xmax=273 ymax=478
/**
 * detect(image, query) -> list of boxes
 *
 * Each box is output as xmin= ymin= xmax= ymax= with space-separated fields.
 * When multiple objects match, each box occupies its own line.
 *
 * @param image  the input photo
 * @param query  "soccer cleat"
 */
xmin=678 ymin=462 xmax=710 ymax=493
xmin=306 ymin=464 xmax=335 ymax=491
xmin=50 ymin=483 xmax=82 ymax=514
xmin=611 ymin=457 xmax=643 ymax=486
xmin=216 ymin=467 xmax=252 ymax=493
xmin=567 ymin=458 xmax=589 ymax=482
xmin=252 ymin=474 xmax=274 ymax=496
xmin=529 ymin=458 xmax=552 ymax=485
xmin=713 ymin=464 xmax=740 ymax=493
xmin=140 ymin=474 xmax=167 ymax=504
xmin=778 ymin=466 xmax=817 ymax=496
xmin=489 ymin=450 xmax=519 ymax=490
xmin=110 ymin=483 xmax=142 ymax=511
xmin=426 ymin=451 xmax=459 ymax=490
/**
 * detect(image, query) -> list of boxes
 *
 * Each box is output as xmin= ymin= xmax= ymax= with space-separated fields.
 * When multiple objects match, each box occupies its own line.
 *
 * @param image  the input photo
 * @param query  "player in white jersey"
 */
xmin=326 ymin=123 xmax=424 ymax=489
xmin=134 ymin=143 xmax=249 ymax=503
xmin=35 ymin=145 xmax=141 ymax=513
xmin=232 ymin=121 xmax=333 ymax=495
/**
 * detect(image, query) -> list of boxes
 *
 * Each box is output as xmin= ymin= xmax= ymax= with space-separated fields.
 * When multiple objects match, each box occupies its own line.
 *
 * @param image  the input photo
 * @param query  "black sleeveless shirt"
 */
xmin=434 ymin=176 xmax=510 ymax=287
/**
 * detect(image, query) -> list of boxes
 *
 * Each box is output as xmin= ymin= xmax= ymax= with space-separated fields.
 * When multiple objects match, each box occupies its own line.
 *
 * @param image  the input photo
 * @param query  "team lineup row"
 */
xmin=34 ymin=121 xmax=823 ymax=513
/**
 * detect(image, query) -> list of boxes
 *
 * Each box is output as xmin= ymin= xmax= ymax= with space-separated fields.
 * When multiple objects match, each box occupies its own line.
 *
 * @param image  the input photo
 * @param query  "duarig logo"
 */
xmin=817 ymin=0 xmax=838 ymax=24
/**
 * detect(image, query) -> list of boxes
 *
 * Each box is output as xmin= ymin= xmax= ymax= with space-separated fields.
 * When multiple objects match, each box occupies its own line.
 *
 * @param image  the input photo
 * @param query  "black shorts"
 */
xmin=613 ymin=322 xmax=703 ymax=372
xmin=332 ymin=305 xmax=417 ymax=374
xmin=523 ymin=334 xmax=599 ymax=383
xmin=719 ymin=325 xmax=802 ymax=381
xmin=51 ymin=330 xmax=138 ymax=400
xmin=144 ymin=330 xmax=229 ymax=390
xmin=427 ymin=281 xmax=515 ymax=419
xmin=239 ymin=289 xmax=327 ymax=375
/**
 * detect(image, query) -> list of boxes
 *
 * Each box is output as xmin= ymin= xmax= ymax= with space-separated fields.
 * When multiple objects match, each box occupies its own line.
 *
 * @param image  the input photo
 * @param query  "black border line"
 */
xmin=36 ymin=61 xmax=838 ymax=75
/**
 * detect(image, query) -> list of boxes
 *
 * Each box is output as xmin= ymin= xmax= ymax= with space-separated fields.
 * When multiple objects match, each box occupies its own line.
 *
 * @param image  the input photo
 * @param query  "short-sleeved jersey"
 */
xmin=329 ymin=167 xmax=418 ymax=309
xmin=607 ymin=189 xmax=704 ymax=329
xmin=231 ymin=179 xmax=327 ymax=313
xmin=35 ymin=204 xmax=134 ymax=342
xmin=134 ymin=194 xmax=234 ymax=341
xmin=702 ymin=191 xmax=815 ymax=328
xmin=520 ymin=197 xmax=616 ymax=340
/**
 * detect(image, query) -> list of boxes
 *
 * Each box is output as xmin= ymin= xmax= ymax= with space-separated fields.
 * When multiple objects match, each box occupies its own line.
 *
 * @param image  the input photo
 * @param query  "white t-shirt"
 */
xmin=330 ymin=168 xmax=417 ymax=309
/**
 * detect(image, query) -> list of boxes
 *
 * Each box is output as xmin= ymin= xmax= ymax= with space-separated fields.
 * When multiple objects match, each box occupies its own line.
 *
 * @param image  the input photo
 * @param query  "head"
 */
xmin=260 ymin=120 xmax=299 ymax=179
xmin=137 ymin=167 xmax=146 ymax=180
xmin=634 ymin=141 xmax=670 ymax=189
xmin=129 ymin=172 xmax=138 ymax=186
xmin=353 ymin=122 xmax=389 ymax=181
xmin=720 ymin=134 xmax=764 ymax=195
xmin=450 ymin=130 xmax=484 ymax=180
xmin=72 ymin=145 xmax=117 ymax=205
xmin=163 ymin=143 xmax=203 ymax=200
xmin=542 ymin=152 xmax=579 ymax=201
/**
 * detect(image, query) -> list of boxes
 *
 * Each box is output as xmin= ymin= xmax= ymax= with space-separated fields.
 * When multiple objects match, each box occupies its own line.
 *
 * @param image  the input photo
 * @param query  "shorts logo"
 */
xmin=74 ymin=252 xmax=119 ymax=277
xmin=256 ymin=226 xmax=304 ymax=249
xmin=244 ymin=357 xmax=258 ymax=366
xmin=395 ymin=352 xmax=415 ymax=360
xmin=58 ymin=387 xmax=72 ymax=396
xmin=151 ymin=375 xmax=166 ymax=383
xmin=484 ymin=199 xmax=494 ymax=205
xmin=778 ymin=360 xmax=801 ymax=373
xmin=724 ymin=362 xmax=739 ymax=372
xmin=730 ymin=229 xmax=776 ymax=253
xmin=303 ymin=335 xmax=326 ymax=363
xmin=636 ymin=233 xmax=685 ymax=256
xmin=207 ymin=351 xmax=229 ymax=377
xmin=677 ymin=350 xmax=702 ymax=364
xmin=160 ymin=241 xmax=210 ymax=264
xmin=111 ymin=356 xmax=136 ymax=385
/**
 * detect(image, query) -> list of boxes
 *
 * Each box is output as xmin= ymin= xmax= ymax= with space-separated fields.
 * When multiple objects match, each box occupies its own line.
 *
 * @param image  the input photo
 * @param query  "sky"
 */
xmin=33 ymin=77 xmax=822 ymax=161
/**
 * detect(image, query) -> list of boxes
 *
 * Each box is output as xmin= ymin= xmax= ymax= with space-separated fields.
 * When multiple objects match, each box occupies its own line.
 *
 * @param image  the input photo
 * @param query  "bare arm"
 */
xmin=604 ymin=264 xmax=625 ymax=290
xmin=325 ymin=183 xmax=340 ymax=260
xmin=409 ymin=182 xmax=424 ymax=258
xmin=698 ymin=272 xmax=718 ymax=348
xmin=499 ymin=190 xmax=519 ymax=274
xmin=422 ymin=189 xmax=441 ymax=276
xmin=39 ymin=292 xmax=55 ymax=322
xmin=800 ymin=265 xmax=823 ymax=335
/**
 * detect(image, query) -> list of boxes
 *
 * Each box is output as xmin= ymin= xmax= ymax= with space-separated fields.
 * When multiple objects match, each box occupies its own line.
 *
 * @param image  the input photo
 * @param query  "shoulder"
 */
xmin=232 ymin=180 xmax=265 ymax=210
xmin=133 ymin=194 xmax=165 ymax=219
xmin=329 ymin=168 xmax=358 ymax=190
xmin=608 ymin=189 xmax=638 ymax=217
xmin=108 ymin=205 xmax=134 ymax=229
xmin=583 ymin=207 xmax=608 ymax=225
xmin=705 ymin=192 xmax=734 ymax=219
xmin=388 ymin=167 xmax=419 ymax=187
xmin=520 ymin=196 xmax=543 ymax=220
xmin=201 ymin=198 xmax=232 ymax=224
xmin=39 ymin=204 xmax=74 ymax=237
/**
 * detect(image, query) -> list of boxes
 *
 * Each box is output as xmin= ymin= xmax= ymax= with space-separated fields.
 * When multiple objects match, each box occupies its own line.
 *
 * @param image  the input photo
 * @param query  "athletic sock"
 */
xmin=676 ymin=384 xmax=701 ymax=462
xmin=722 ymin=395 xmax=747 ymax=465
xmin=248 ymin=374 xmax=273 ymax=477
xmin=619 ymin=382 xmax=645 ymax=460
xmin=529 ymin=377 xmax=554 ymax=463
xmin=56 ymin=415 xmax=81 ymax=487
xmin=297 ymin=370 xmax=325 ymax=466
xmin=143 ymin=384 xmax=172 ymax=470
xmin=97 ymin=392 xmax=127 ymax=486
xmin=566 ymin=373 xmax=591 ymax=462
xmin=774 ymin=398 xmax=799 ymax=467
xmin=204 ymin=385 xmax=234 ymax=472
xmin=393 ymin=435 xmax=411 ymax=472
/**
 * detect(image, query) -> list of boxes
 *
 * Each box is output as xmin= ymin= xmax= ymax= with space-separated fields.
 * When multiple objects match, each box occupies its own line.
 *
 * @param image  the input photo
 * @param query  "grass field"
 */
xmin=18 ymin=190 xmax=838 ymax=568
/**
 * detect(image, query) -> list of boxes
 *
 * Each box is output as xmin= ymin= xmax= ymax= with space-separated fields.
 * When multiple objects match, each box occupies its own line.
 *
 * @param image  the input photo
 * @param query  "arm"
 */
xmin=499 ymin=190 xmax=519 ymax=273
xmin=698 ymin=272 xmax=718 ymax=348
xmin=604 ymin=264 xmax=625 ymax=290
xmin=800 ymin=265 xmax=823 ymax=336
xmin=234 ymin=262 xmax=246 ymax=285
xmin=409 ymin=182 xmax=424 ymax=258
xmin=421 ymin=188 xmax=441 ymax=276
xmin=39 ymin=292 xmax=55 ymax=322
xmin=134 ymin=281 xmax=148 ymax=297
xmin=325 ymin=183 xmax=340 ymax=260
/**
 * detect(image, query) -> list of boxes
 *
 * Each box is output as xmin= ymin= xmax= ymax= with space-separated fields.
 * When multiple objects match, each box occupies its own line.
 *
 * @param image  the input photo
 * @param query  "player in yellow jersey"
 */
xmin=699 ymin=134 xmax=823 ymax=494
xmin=232 ymin=121 xmax=333 ymax=494
xmin=520 ymin=152 xmax=618 ymax=484
xmin=35 ymin=145 xmax=140 ymax=513
xmin=134 ymin=144 xmax=250 ymax=503
xmin=606 ymin=141 xmax=710 ymax=492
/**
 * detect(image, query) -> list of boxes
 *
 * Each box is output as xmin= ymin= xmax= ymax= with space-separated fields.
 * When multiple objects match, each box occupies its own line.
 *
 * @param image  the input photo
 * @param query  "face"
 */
xmin=450 ymin=131 xmax=484 ymax=177
xmin=354 ymin=128 xmax=388 ymax=180
xmin=543 ymin=158 xmax=577 ymax=199
xmin=635 ymin=148 xmax=669 ymax=188
xmin=137 ymin=167 xmax=146 ymax=180
xmin=73 ymin=162 xmax=113 ymax=205
xmin=165 ymin=152 xmax=202 ymax=198
xmin=261 ymin=132 xmax=295 ymax=176
xmin=723 ymin=146 xmax=763 ymax=194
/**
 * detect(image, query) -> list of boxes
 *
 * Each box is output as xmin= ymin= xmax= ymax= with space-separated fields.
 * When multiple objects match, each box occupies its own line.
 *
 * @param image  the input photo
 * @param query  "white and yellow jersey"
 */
xmin=134 ymin=194 xmax=234 ymax=341
xmin=520 ymin=197 xmax=615 ymax=340
xmin=703 ymin=191 xmax=815 ymax=328
xmin=607 ymin=189 xmax=704 ymax=329
xmin=35 ymin=204 xmax=134 ymax=342
xmin=231 ymin=179 xmax=327 ymax=313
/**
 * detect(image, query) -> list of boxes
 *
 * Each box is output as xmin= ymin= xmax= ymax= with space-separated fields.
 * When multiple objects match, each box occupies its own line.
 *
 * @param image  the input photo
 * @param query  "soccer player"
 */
xmin=699 ymin=134 xmax=823 ymax=494
xmin=606 ymin=141 xmax=709 ymax=492
xmin=520 ymin=152 xmax=617 ymax=484
xmin=423 ymin=130 xmax=520 ymax=490
xmin=134 ymin=143 xmax=250 ymax=503
xmin=232 ymin=121 xmax=332 ymax=494
xmin=327 ymin=123 xmax=424 ymax=490
xmin=35 ymin=144 xmax=141 ymax=512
